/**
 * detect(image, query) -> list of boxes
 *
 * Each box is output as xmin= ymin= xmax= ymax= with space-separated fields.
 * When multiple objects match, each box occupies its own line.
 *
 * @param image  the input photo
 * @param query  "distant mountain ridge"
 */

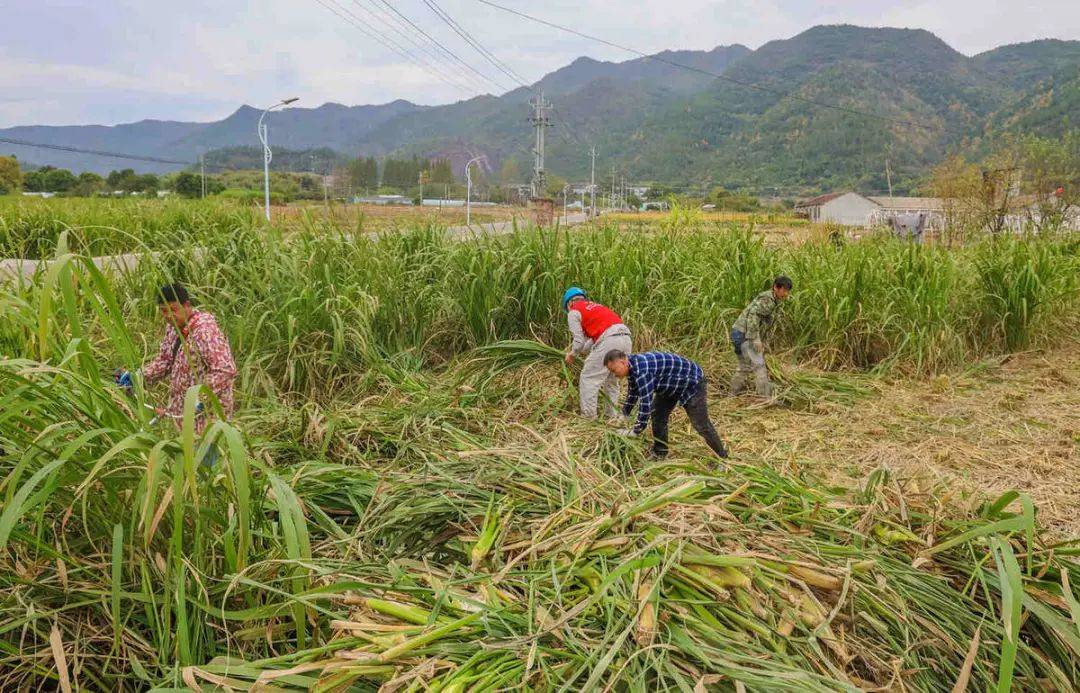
xmin=2 ymin=26 xmax=1076 ymax=193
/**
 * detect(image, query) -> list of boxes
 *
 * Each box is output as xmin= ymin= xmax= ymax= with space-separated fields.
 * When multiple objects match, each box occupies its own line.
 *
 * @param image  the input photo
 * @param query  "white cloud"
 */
xmin=2 ymin=0 xmax=1078 ymax=127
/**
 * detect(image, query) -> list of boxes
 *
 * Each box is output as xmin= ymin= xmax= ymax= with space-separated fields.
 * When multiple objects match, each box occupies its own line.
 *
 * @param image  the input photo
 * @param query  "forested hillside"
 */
xmin=2 ymin=26 xmax=1076 ymax=194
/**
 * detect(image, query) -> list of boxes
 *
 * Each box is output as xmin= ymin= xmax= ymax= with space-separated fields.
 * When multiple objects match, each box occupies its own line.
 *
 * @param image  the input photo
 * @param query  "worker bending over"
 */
xmin=562 ymin=287 xmax=632 ymax=419
xmin=730 ymin=276 xmax=792 ymax=398
xmin=604 ymin=349 xmax=728 ymax=460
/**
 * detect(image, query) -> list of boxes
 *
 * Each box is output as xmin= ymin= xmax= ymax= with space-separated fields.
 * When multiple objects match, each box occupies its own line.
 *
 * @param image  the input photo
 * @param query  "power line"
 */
xmin=0 ymin=136 xmax=217 ymax=169
xmin=312 ymin=0 xmax=479 ymax=94
xmin=369 ymin=0 xmax=512 ymax=93
xmin=0 ymin=136 xmax=350 ymax=177
xmin=473 ymin=0 xmax=932 ymax=131
xmin=421 ymin=0 xmax=529 ymax=88
xmin=348 ymin=0 xmax=494 ymax=94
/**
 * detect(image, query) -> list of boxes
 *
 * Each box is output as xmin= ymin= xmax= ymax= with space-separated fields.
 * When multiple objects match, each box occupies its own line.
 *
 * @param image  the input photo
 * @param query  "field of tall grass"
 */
xmin=1 ymin=206 xmax=1079 ymax=690
xmin=0 ymin=197 xmax=515 ymax=260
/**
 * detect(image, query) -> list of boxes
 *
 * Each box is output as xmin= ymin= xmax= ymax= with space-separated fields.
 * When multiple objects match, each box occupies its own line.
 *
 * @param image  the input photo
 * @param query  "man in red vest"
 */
xmin=562 ymin=287 xmax=633 ymax=419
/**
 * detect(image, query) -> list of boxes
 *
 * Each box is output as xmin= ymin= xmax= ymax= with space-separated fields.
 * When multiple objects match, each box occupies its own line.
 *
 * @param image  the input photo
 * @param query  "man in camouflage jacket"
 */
xmin=729 ymin=276 xmax=792 ymax=397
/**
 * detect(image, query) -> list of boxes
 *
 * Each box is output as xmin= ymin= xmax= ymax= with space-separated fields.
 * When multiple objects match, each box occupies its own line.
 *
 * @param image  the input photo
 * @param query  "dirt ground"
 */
xmin=705 ymin=346 xmax=1080 ymax=536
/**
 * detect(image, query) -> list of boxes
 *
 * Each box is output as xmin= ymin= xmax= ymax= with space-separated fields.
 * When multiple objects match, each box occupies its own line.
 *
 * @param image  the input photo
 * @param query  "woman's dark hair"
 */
xmin=156 ymin=283 xmax=190 ymax=305
xmin=773 ymin=275 xmax=793 ymax=290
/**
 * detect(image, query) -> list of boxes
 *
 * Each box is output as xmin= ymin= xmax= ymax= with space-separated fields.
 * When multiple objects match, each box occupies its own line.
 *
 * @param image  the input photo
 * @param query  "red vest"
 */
xmin=570 ymin=300 xmax=623 ymax=340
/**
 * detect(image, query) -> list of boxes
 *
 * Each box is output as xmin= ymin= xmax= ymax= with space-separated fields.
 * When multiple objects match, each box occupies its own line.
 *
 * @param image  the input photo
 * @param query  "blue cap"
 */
xmin=562 ymin=287 xmax=586 ymax=310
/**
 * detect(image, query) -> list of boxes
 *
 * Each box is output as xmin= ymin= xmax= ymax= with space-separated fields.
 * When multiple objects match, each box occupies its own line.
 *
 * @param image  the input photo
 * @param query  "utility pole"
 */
xmin=589 ymin=146 xmax=597 ymax=216
xmin=199 ymin=154 xmax=206 ymax=199
xmin=257 ymin=97 xmax=299 ymax=222
xmin=465 ymin=156 xmax=483 ymax=226
xmin=322 ymin=158 xmax=329 ymax=210
xmin=528 ymin=90 xmax=552 ymax=198
xmin=611 ymin=167 xmax=616 ymax=209
xmin=885 ymin=156 xmax=894 ymax=200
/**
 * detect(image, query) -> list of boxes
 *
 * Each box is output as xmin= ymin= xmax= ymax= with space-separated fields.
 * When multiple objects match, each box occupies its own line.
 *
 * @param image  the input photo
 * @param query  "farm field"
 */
xmin=1 ymin=201 xmax=1079 ymax=690
xmin=0 ymin=197 xmax=522 ymax=260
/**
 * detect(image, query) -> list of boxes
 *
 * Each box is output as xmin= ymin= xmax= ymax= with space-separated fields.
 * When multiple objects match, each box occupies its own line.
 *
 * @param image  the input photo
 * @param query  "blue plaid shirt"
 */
xmin=622 ymin=352 xmax=704 ymax=434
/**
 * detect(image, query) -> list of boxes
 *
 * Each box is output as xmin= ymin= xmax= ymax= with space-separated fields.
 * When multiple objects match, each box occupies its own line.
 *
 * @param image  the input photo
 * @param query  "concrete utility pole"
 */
xmin=589 ymin=146 xmax=597 ymax=216
xmin=199 ymin=154 xmax=206 ymax=199
xmin=465 ymin=156 xmax=483 ymax=226
xmin=611 ymin=167 xmax=616 ymax=209
xmin=885 ymin=157 xmax=894 ymax=200
xmin=257 ymin=96 xmax=299 ymax=222
xmin=528 ymin=90 xmax=552 ymax=198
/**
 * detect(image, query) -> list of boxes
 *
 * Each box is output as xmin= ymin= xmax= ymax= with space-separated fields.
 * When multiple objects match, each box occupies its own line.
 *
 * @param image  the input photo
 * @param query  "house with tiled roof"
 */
xmin=793 ymin=191 xmax=880 ymax=225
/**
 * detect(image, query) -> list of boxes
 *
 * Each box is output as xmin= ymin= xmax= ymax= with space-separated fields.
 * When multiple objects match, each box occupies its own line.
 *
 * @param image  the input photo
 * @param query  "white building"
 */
xmin=867 ymin=196 xmax=945 ymax=230
xmin=794 ymin=192 xmax=880 ymax=225
xmin=796 ymin=192 xmax=947 ymax=228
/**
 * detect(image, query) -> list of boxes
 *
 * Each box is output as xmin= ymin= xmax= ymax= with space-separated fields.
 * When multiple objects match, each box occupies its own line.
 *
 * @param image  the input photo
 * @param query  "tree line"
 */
xmin=342 ymin=155 xmax=455 ymax=192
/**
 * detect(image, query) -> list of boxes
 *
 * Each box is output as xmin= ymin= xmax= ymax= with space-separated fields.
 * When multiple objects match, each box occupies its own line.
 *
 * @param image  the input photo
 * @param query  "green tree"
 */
xmin=43 ymin=168 xmax=77 ymax=192
xmin=545 ymin=173 xmax=568 ymax=198
xmin=347 ymin=156 xmax=378 ymax=191
xmin=428 ymin=158 xmax=455 ymax=185
xmin=71 ymin=172 xmax=105 ymax=196
xmin=135 ymin=174 xmax=159 ymax=193
xmin=23 ymin=167 xmax=48 ymax=192
xmin=1014 ymin=132 xmax=1080 ymax=231
xmin=498 ymin=158 xmax=522 ymax=184
xmin=173 ymin=171 xmax=202 ymax=198
xmin=0 ymin=156 xmax=21 ymax=194
xmin=106 ymin=168 xmax=137 ymax=191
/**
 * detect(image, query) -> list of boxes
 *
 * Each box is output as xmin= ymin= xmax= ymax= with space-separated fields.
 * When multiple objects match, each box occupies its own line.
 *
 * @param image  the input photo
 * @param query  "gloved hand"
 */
xmin=752 ymin=338 xmax=765 ymax=353
xmin=564 ymin=351 xmax=575 ymax=365
xmin=616 ymin=427 xmax=637 ymax=438
xmin=114 ymin=368 xmax=133 ymax=390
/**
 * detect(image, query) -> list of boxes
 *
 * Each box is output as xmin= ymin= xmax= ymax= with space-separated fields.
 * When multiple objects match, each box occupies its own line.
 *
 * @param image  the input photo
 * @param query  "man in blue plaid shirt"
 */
xmin=604 ymin=349 xmax=729 ymax=460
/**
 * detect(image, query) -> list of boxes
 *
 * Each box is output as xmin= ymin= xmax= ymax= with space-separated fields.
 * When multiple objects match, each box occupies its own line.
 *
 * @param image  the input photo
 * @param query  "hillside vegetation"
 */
xmin=1 ymin=27 xmax=1078 ymax=193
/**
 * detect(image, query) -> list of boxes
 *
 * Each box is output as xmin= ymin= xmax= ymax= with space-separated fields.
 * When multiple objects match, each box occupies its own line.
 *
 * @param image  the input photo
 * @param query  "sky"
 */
xmin=2 ymin=0 xmax=1078 ymax=128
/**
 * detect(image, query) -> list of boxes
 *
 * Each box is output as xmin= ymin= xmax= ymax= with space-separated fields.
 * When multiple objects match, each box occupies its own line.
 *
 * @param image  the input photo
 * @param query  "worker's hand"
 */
xmin=564 ymin=351 xmax=575 ymax=365
xmin=113 ymin=368 xmax=132 ymax=387
xmin=616 ymin=427 xmax=637 ymax=438
xmin=752 ymin=339 xmax=765 ymax=354
xmin=153 ymin=407 xmax=166 ymax=416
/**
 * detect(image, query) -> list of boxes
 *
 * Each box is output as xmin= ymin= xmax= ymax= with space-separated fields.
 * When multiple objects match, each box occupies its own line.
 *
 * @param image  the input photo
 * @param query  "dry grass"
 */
xmin=604 ymin=210 xmax=804 ymax=225
xmin=709 ymin=346 xmax=1080 ymax=536
xmin=277 ymin=201 xmax=521 ymax=229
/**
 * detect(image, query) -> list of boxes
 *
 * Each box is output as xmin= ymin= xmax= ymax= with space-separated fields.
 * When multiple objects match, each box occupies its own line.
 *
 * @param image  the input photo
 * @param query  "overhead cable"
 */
xmin=473 ymin=0 xmax=932 ymax=130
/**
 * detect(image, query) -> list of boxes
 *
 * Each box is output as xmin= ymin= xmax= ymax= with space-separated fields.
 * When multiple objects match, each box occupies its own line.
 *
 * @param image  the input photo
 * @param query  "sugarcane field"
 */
xmin=4 ymin=3 xmax=1080 ymax=691
xmin=0 ymin=192 xmax=1077 ymax=692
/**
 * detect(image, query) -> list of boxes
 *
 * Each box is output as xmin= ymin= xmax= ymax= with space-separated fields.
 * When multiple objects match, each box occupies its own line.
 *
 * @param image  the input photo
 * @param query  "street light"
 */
xmin=464 ymin=156 xmax=484 ymax=226
xmin=257 ymin=97 xmax=299 ymax=222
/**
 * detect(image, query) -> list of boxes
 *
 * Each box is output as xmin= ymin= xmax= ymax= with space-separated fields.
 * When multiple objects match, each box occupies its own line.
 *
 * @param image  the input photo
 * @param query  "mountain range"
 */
xmin=2 ymin=25 xmax=1077 ymax=195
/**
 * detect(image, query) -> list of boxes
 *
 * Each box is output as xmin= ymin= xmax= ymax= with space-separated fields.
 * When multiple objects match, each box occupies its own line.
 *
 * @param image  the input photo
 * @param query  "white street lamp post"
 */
xmin=464 ymin=156 xmax=483 ymax=226
xmin=257 ymin=97 xmax=299 ymax=222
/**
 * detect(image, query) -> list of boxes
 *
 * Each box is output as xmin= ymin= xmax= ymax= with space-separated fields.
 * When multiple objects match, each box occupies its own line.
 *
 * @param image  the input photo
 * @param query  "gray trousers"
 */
xmin=730 ymin=340 xmax=772 ymax=397
xmin=579 ymin=328 xmax=632 ymax=418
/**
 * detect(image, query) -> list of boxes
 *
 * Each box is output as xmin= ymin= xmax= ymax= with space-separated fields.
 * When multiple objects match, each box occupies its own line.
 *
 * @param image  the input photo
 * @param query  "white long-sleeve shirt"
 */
xmin=567 ymin=309 xmax=593 ymax=355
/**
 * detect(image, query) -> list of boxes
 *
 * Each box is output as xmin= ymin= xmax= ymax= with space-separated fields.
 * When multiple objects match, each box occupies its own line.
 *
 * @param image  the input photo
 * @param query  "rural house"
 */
xmin=793 ymin=192 xmax=879 ymax=225
xmin=867 ymin=196 xmax=945 ymax=230
xmin=796 ymin=192 xmax=947 ymax=228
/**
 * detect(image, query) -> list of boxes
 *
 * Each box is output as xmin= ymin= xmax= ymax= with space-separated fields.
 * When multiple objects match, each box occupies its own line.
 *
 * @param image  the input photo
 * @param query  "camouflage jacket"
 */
xmin=732 ymin=290 xmax=779 ymax=342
